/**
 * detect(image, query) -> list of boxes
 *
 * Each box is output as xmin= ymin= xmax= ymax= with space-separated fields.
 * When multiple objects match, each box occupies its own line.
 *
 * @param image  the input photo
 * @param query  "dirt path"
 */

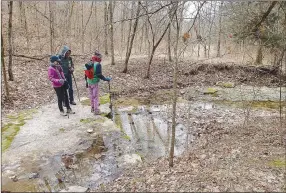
xmin=2 ymin=100 xmax=119 ymax=192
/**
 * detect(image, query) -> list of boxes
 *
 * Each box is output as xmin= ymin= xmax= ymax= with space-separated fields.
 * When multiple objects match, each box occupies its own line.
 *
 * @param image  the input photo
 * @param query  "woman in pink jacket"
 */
xmin=48 ymin=55 xmax=75 ymax=116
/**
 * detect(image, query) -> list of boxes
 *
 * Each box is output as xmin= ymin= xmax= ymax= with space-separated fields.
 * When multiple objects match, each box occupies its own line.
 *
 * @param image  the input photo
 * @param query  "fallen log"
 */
xmin=12 ymin=54 xmax=49 ymax=61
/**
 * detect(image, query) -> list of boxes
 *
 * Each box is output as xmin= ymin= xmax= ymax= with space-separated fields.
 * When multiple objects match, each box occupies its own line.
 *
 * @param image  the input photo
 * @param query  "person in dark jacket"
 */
xmin=59 ymin=46 xmax=76 ymax=105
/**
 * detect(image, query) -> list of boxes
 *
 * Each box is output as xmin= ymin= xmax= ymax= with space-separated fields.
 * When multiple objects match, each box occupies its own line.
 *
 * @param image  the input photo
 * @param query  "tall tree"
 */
xmin=125 ymin=1 xmax=135 ymax=62
xmin=19 ymin=2 xmax=29 ymax=48
xmin=8 ymin=1 xmax=14 ymax=81
xmin=123 ymin=1 xmax=141 ymax=73
xmin=67 ymin=1 xmax=75 ymax=37
xmin=109 ymin=0 xmax=115 ymax=65
xmin=120 ymin=2 xmax=127 ymax=56
xmin=2 ymin=28 xmax=10 ymax=99
xmin=216 ymin=2 xmax=223 ymax=57
xmin=143 ymin=2 xmax=176 ymax=78
xmin=104 ymin=2 xmax=109 ymax=55
xmin=208 ymin=2 xmax=216 ymax=58
xmin=81 ymin=2 xmax=84 ymax=53
xmin=169 ymin=1 xmax=179 ymax=167
xmin=167 ymin=17 xmax=172 ymax=62
xmin=49 ymin=2 xmax=54 ymax=55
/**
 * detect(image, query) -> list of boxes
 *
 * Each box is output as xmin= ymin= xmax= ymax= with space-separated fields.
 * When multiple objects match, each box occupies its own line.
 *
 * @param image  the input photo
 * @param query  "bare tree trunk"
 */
xmin=169 ymin=2 xmax=179 ymax=168
xmin=145 ymin=12 xmax=174 ymax=79
xmin=125 ymin=2 xmax=135 ymax=60
xmin=109 ymin=0 xmax=115 ymax=65
xmin=216 ymin=2 xmax=223 ymax=57
xmin=81 ymin=2 xmax=84 ymax=53
xmin=8 ymin=1 xmax=14 ymax=81
xmin=120 ymin=2 xmax=126 ymax=57
xmin=2 ymin=29 xmax=10 ymax=98
xmin=123 ymin=2 xmax=140 ymax=73
xmin=197 ymin=13 xmax=201 ymax=58
xmin=49 ymin=2 xmax=54 ymax=55
xmin=67 ymin=2 xmax=75 ymax=36
xmin=139 ymin=22 xmax=145 ymax=53
xmin=207 ymin=2 xmax=215 ymax=58
xmin=104 ymin=2 xmax=109 ymax=56
xmin=94 ymin=2 xmax=99 ymax=50
xmin=203 ymin=44 xmax=207 ymax=58
xmin=145 ymin=20 xmax=171 ymax=79
xmin=83 ymin=2 xmax=94 ymax=52
xmin=146 ymin=48 xmax=155 ymax=78
xmin=168 ymin=26 xmax=172 ymax=62
xmin=255 ymin=39 xmax=263 ymax=65
xmin=18 ymin=1 xmax=23 ymax=24
xmin=19 ymin=2 xmax=29 ymax=48
xmin=35 ymin=3 xmax=40 ymax=47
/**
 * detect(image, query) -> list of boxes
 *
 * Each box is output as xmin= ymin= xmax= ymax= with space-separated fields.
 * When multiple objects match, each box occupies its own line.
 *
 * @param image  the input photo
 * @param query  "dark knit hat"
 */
xmin=50 ymin=55 xmax=61 ymax=63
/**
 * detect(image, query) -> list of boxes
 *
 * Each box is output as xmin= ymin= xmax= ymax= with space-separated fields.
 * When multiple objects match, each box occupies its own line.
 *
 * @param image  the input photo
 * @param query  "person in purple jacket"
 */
xmin=48 ymin=55 xmax=75 ymax=116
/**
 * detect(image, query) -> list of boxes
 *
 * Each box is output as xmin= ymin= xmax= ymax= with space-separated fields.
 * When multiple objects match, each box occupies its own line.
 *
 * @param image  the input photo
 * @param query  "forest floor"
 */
xmin=1 ymin=54 xmax=286 ymax=192
xmin=2 ymin=54 xmax=284 ymax=115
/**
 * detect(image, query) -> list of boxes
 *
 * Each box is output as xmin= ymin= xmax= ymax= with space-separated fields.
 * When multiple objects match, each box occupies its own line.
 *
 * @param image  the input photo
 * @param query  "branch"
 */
xmin=154 ymin=3 xmax=178 ymax=49
xmin=113 ymin=2 xmax=173 ymax=24
xmin=83 ymin=1 xmax=94 ymax=35
xmin=252 ymin=1 xmax=278 ymax=32
xmin=140 ymin=3 xmax=155 ymax=45
xmin=187 ymin=1 xmax=206 ymax=33
xmin=30 ymin=5 xmax=51 ymax=22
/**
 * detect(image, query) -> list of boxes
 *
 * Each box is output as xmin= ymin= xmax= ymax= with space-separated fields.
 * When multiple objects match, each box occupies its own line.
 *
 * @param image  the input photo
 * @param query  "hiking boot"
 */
xmin=94 ymin=110 xmax=101 ymax=115
xmin=70 ymin=101 xmax=76 ymax=105
xmin=60 ymin=111 xmax=67 ymax=116
xmin=67 ymin=108 xmax=75 ymax=114
xmin=91 ymin=107 xmax=94 ymax=113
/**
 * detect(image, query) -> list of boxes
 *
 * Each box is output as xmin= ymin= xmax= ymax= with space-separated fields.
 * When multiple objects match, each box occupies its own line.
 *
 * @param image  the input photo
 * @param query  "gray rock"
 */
xmin=87 ymin=129 xmax=93 ymax=133
xmin=117 ymin=154 xmax=142 ymax=166
xmin=10 ymin=175 xmax=18 ymax=182
xmin=60 ymin=185 xmax=89 ymax=192
xmin=29 ymin=172 xmax=39 ymax=179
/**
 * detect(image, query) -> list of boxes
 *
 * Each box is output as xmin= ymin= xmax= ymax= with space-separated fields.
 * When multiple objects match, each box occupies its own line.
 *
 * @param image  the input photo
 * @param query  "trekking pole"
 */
xmin=107 ymin=81 xmax=113 ymax=120
xmin=72 ymin=74 xmax=81 ymax=102
xmin=108 ymin=81 xmax=112 ymax=109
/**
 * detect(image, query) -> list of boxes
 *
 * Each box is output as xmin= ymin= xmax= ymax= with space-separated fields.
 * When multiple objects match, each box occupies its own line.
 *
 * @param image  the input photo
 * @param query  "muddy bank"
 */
xmin=94 ymin=110 xmax=285 ymax=192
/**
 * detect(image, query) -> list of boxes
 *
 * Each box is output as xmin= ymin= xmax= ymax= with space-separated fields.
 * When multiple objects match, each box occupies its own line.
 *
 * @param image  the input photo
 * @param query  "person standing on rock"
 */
xmin=48 ymin=55 xmax=75 ymax=116
xmin=59 ymin=45 xmax=76 ymax=105
xmin=84 ymin=52 xmax=111 ymax=115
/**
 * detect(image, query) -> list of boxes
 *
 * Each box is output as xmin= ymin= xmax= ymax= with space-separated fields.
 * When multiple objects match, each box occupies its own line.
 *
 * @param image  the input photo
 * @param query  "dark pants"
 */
xmin=65 ymin=73 xmax=74 ymax=103
xmin=54 ymin=86 xmax=71 ymax=111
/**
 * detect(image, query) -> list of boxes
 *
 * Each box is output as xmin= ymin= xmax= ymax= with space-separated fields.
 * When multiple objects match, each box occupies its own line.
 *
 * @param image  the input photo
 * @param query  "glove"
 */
xmin=59 ymin=79 xmax=65 ymax=84
xmin=105 ymin=77 xmax=112 ymax=81
xmin=69 ymin=67 xmax=74 ymax=74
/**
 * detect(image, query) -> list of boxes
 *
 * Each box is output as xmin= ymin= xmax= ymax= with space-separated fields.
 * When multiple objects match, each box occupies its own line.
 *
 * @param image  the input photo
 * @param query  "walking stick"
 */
xmin=107 ymin=81 xmax=113 ymax=120
xmin=72 ymin=74 xmax=81 ymax=102
xmin=108 ymin=81 xmax=112 ymax=109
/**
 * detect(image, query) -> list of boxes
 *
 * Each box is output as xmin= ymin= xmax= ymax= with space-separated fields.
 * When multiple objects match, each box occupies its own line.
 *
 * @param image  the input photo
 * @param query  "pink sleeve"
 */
xmin=48 ymin=67 xmax=60 ymax=84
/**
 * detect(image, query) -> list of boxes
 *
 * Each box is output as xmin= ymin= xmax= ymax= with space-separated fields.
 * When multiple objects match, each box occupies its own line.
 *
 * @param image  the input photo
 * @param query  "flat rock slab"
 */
xmin=117 ymin=154 xmax=142 ymax=167
xmin=60 ymin=186 xmax=89 ymax=192
xmin=2 ymin=102 xmax=119 ymax=175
